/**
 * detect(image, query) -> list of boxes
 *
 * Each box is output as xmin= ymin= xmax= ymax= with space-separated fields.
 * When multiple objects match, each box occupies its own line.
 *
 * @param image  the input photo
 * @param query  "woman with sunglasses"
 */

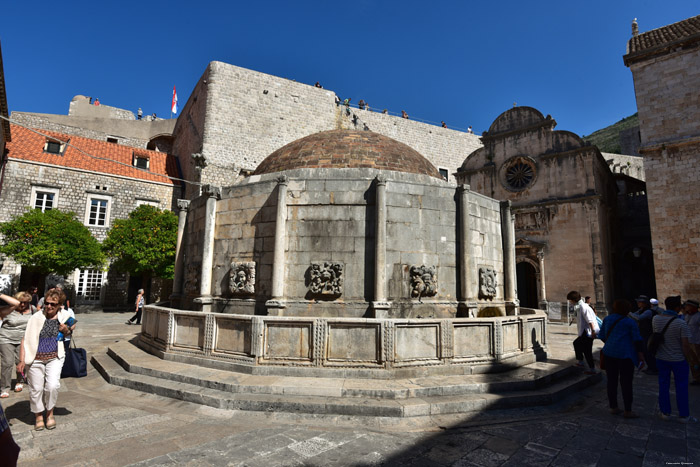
xmin=0 ymin=292 xmax=35 ymax=398
xmin=16 ymin=288 xmax=72 ymax=431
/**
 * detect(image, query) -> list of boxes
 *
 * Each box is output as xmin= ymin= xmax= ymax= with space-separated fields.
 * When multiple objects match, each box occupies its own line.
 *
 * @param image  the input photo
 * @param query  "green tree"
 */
xmin=0 ymin=209 xmax=105 ymax=276
xmin=102 ymin=205 xmax=178 ymax=279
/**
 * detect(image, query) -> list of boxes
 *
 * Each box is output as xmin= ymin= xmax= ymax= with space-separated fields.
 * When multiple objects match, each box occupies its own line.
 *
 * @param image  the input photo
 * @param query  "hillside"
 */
xmin=582 ymin=113 xmax=638 ymax=154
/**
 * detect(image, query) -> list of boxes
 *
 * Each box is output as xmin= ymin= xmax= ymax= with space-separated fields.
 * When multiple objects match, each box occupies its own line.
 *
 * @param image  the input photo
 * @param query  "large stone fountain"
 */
xmin=139 ymin=130 xmax=547 ymax=378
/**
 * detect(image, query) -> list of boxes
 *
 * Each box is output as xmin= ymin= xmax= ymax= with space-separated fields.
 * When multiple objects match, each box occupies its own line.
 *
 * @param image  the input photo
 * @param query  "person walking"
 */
xmin=655 ymin=296 xmax=695 ymax=422
xmin=568 ymin=290 xmax=599 ymax=373
xmin=126 ymin=289 xmax=145 ymax=325
xmin=599 ymin=299 xmax=645 ymax=418
xmin=630 ymin=295 xmax=659 ymax=374
xmin=0 ymin=292 xmax=35 ymax=397
xmin=684 ymin=299 xmax=700 ymax=385
xmin=17 ymin=288 xmax=73 ymax=430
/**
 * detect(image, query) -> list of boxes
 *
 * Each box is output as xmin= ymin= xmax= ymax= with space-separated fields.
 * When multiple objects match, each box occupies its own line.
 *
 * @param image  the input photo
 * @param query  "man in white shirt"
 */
xmin=568 ymin=290 xmax=599 ymax=374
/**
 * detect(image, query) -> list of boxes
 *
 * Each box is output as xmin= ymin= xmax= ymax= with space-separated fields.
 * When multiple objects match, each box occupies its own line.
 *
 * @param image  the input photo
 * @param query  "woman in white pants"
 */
xmin=17 ymin=288 xmax=73 ymax=431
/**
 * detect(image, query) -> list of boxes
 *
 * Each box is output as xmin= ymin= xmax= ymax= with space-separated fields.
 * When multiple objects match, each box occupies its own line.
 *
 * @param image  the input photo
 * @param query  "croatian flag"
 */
xmin=171 ymin=86 xmax=178 ymax=115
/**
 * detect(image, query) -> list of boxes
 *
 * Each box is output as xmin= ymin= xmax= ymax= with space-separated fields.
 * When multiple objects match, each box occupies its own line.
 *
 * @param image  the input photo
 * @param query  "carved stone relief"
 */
xmin=410 ymin=265 xmax=437 ymax=299
xmin=230 ymin=261 xmax=255 ymax=295
xmin=184 ymin=263 xmax=200 ymax=296
xmin=515 ymin=208 xmax=549 ymax=231
xmin=479 ymin=267 xmax=498 ymax=299
xmin=308 ymin=262 xmax=343 ymax=297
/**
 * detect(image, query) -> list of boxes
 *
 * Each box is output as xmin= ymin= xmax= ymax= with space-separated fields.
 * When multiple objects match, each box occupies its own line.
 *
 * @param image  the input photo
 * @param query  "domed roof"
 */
xmin=487 ymin=107 xmax=553 ymax=136
xmin=254 ymin=130 xmax=442 ymax=179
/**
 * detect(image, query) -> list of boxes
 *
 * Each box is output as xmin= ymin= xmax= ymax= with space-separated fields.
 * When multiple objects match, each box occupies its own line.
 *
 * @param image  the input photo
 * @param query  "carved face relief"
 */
xmin=230 ymin=261 xmax=255 ymax=295
xmin=308 ymin=262 xmax=343 ymax=297
xmin=479 ymin=267 xmax=498 ymax=299
xmin=410 ymin=265 xmax=437 ymax=299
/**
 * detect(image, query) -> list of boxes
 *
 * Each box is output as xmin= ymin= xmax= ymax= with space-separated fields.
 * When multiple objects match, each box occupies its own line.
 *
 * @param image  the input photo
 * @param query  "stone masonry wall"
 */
xmin=642 ymin=144 xmax=700 ymax=298
xmin=174 ymin=62 xmax=484 ymax=189
xmin=630 ymin=47 xmax=700 ymax=146
xmin=602 ymin=152 xmax=645 ymax=181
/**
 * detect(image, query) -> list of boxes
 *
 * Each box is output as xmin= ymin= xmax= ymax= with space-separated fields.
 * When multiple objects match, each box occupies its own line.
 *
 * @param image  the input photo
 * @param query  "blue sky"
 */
xmin=1 ymin=1 xmax=697 ymax=136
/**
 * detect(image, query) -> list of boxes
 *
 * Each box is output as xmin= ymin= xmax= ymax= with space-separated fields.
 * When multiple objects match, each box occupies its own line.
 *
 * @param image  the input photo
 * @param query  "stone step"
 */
xmin=104 ymin=341 xmax=580 ymax=400
xmin=91 ymin=344 xmax=602 ymax=418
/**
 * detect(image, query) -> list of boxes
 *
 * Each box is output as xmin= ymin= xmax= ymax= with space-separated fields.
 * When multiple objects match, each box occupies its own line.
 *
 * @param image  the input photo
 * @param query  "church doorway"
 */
xmin=516 ymin=261 xmax=538 ymax=309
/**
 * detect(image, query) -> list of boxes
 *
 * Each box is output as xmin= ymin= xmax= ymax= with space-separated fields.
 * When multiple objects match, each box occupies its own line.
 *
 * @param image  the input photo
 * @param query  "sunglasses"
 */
xmin=44 ymin=302 xmax=59 ymax=308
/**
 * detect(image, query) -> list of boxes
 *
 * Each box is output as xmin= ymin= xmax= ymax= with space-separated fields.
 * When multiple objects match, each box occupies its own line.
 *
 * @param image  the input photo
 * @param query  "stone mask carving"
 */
xmin=308 ymin=262 xmax=343 ymax=297
xmin=410 ymin=265 xmax=437 ymax=299
xmin=479 ymin=267 xmax=498 ymax=299
xmin=230 ymin=261 xmax=255 ymax=295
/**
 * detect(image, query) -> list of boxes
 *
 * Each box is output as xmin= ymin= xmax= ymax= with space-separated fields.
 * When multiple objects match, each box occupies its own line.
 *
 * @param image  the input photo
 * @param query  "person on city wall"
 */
xmin=598 ymin=299 xmax=644 ymax=418
xmin=16 ymin=288 xmax=73 ymax=431
xmin=0 ymin=292 xmax=36 ymax=398
xmin=655 ymin=296 xmax=695 ymax=422
xmin=568 ymin=290 xmax=599 ymax=374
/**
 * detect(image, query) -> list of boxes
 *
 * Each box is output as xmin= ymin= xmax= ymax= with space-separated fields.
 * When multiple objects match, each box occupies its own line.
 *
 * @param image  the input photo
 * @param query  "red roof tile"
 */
xmin=625 ymin=15 xmax=700 ymax=65
xmin=6 ymin=124 xmax=179 ymax=185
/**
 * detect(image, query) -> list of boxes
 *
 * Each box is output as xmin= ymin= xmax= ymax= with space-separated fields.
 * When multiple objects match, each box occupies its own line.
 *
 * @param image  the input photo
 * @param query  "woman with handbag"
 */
xmin=16 ymin=288 xmax=73 ymax=431
xmin=0 ymin=292 xmax=35 ymax=397
xmin=598 ymin=299 xmax=645 ymax=418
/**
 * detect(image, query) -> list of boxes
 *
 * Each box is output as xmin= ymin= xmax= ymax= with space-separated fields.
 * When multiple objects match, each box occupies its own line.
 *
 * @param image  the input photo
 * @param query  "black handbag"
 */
xmin=647 ymin=316 xmax=677 ymax=358
xmin=61 ymin=338 xmax=87 ymax=378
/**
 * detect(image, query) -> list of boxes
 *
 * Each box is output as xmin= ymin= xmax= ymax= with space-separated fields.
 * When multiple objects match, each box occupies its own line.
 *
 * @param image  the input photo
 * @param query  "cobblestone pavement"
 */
xmin=2 ymin=312 xmax=698 ymax=466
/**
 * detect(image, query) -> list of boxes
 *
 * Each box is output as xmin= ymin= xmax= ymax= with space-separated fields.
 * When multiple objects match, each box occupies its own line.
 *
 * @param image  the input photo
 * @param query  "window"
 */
xmin=30 ymin=186 xmax=59 ymax=212
xmin=44 ymin=139 xmax=66 ymax=155
xmin=438 ymin=168 xmax=449 ymax=180
xmin=84 ymin=195 xmax=111 ymax=227
xmin=501 ymin=156 xmax=537 ymax=192
xmin=133 ymin=153 xmax=150 ymax=170
xmin=76 ymin=269 xmax=104 ymax=301
xmin=106 ymin=137 xmax=119 ymax=144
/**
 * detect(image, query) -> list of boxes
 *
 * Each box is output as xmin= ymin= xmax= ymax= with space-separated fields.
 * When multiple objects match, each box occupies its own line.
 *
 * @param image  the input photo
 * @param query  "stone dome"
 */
xmin=254 ymin=130 xmax=442 ymax=179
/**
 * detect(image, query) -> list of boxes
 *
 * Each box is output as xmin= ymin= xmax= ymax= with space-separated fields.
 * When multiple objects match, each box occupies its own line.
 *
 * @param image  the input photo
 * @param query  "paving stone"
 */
xmin=550 ymin=448 xmax=601 ymax=467
xmin=642 ymin=450 xmax=686 ymax=467
xmin=481 ymin=436 xmax=521 ymax=456
xmin=597 ymin=449 xmax=643 ymax=467
xmin=606 ymin=432 xmax=647 ymax=456
xmin=457 ymin=448 xmax=509 ymax=467
xmin=501 ymin=446 xmax=555 ymax=467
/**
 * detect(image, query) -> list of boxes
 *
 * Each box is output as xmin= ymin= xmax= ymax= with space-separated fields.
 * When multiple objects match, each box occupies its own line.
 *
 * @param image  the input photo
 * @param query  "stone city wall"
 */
xmin=602 ymin=152 xmax=645 ymax=181
xmin=174 ymin=62 xmax=483 ymax=191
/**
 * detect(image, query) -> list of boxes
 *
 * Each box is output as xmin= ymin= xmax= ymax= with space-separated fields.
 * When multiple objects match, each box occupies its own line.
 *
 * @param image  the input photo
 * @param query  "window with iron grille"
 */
xmin=77 ymin=269 xmax=104 ymax=301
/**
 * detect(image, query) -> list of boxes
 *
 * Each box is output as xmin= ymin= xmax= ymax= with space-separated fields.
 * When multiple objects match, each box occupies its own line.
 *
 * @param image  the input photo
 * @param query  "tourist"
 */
xmin=151 ymin=113 xmax=157 ymax=120
xmin=126 ymin=289 xmax=145 ymax=325
xmin=358 ymin=99 xmax=366 ymax=110
xmin=382 ymin=109 xmax=388 ymax=114
xmin=137 ymin=107 xmax=143 ymax=120
xmin=684 ymin=299 xmax=700 ymax=385
xmin=585 ymin=296 xmax=596 ymax=313
xmin=334 ymin=96 xmax=340 ymax=106
xmin=17 ymin=288 xmax=73 ymax=430
xmin=441 ymin=121 xmax=447 ymax=128
xmin=0 ymin=292 xmax=35 ymax=398
xmin=94 ymin=98 xmax=100 ymax=106
xmin=568 ymin=290 xmax=599 ymax=374
xmin=630 ymin=295 xmax=658 ymax=374
xmin=650 ymin=298 xmax=665 ymax=314
xmin=401 ymin=110 xmax=409 ymax=119
xmin=599 ymin=299 xmax=644 ymax=418
xmin=655 ymin=296 xmax=695 ymax=422
xmin=467 ymin=126 xmax=473 ymax=134
xmin=0 ymin=401 xmax=20 ymax=465
xmin=314 ymin=81 xmax=323 ymax=88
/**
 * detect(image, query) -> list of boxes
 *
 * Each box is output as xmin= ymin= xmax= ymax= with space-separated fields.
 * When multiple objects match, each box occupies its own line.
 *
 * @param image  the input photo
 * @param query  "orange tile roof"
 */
xmin=625 ymin=15 xmax=700 ymax=65
xmin=6 ymin=124 xmax=180 ymax=185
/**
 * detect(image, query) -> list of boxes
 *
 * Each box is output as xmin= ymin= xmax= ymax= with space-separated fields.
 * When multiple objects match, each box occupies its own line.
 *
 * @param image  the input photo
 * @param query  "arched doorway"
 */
xmin=517 ymin=261 xmax=538 ymax=308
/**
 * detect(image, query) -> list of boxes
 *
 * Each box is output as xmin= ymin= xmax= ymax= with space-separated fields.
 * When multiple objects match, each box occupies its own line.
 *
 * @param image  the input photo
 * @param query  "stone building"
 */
xmin=456 ymin=107 xmax=626 ymax=315
xmin=0 ymin=124 xmax=182 ymax=307
xmin=624 ymin=15 xmax=700 ymax=299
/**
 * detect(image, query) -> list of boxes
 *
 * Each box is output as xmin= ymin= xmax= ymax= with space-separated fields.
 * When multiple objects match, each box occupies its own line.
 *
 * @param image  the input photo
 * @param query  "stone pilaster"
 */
xmin=170 ymin=199 xmax=190 ymax=307
xmin=537 ymin=250 xmax=547 ymax=310
xmin=266 ymin=175 xmax=288 ymax=316
xmin=197 ymin=185 xmax=220 ymax=313
xmin=500 ymin=200 xmax=518 ymax=314
xmin=457 ymin=184 xmax=477 ymax=317
xmin=372 ymin=174 xmax=391 ymax=318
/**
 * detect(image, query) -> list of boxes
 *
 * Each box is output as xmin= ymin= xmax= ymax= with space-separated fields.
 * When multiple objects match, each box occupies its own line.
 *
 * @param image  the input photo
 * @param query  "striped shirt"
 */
xmin=653 ymin=313 xmax=690 ymax=362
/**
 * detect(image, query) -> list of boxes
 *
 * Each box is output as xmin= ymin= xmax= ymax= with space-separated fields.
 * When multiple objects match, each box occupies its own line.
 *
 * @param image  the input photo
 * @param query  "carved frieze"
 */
xmin=230 ymin=261 xmax=256 ymax=295
xmin=479 ymin=267 xmax=498 ymax=299
xmin=308 ymin=262 xmax=343 ymax=297
xmin=514 ymin=208 xmax=549 ymax=231
xmin=410 ymin=265 xmax=437 ymax=299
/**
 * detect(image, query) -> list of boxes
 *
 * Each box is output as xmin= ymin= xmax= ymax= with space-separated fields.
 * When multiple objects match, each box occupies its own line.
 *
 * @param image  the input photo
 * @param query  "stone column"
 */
xmin=266 ymin=175 xmax=288 ymax=315
xmin=500 ymin=200 xmax=518 ymax=314
xmin=537 ymin=250 xmax=547 ymax=310
xmin=197 ymin=185 xmax=220 ymax=313
xmin=457 ymin=184 xmax=477 ymax=317
xmin=170 ymin=199 xmax=190 ymax=307
xmin=372 ymin=174 xmax=391 ymax=318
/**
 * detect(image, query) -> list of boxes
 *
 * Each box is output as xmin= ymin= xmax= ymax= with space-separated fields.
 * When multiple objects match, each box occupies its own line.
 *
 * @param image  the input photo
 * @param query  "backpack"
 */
xmin=647 ymin=316 xmax=677 ymax=358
